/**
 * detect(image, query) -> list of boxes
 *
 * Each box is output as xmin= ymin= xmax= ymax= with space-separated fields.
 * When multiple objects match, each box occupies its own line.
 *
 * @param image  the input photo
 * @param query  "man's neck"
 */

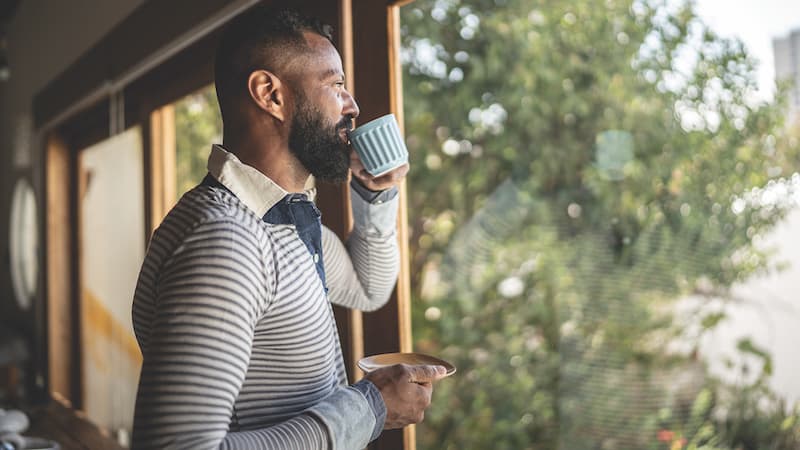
xmin=222 ymin=136 xmax=310 ymax=193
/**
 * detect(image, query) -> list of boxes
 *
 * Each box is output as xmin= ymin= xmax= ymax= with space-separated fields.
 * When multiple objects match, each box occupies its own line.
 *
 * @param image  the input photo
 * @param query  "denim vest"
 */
xmin=201 ymin=174 xmax=327 ymax=291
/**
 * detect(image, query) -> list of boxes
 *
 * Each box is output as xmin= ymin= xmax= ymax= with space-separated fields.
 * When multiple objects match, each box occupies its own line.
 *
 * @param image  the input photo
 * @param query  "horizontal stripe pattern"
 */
xmin=131 ymin=184 xmax=398 ymax=449
xmin=323 ymin=226 xmax=398 ymax=311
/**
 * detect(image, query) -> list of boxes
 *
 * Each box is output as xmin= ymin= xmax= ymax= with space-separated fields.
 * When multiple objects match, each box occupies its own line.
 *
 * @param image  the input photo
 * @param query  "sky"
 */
xmin=693 ymin=0 xmax=800 ymax=101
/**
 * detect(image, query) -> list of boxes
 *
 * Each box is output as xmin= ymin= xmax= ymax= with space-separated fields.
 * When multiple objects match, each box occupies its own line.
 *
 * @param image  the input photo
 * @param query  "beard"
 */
xmin=288 ymin=95 xmax=352 ymax=183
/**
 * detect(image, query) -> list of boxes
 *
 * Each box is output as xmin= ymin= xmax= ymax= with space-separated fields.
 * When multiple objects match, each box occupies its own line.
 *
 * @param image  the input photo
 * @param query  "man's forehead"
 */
xmin=303 ymin=36 xmax=344 ymax=79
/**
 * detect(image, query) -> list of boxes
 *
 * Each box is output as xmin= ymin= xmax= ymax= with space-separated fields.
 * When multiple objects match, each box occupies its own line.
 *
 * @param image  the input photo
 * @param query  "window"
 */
xmin=149 ymin=85 xmax=222 ymax=230
xmin=174 ymin=86 xmax=222 ymax=199
xmin=400 ymin=1 xmax=800 ymax=449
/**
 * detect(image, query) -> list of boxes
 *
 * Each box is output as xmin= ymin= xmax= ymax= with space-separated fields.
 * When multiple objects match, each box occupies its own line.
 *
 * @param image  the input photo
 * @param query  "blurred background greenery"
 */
xmin=174 ymin=87 xmax=221 ymax=197
xmin=399 ymin=0 xmax=800 ymax=449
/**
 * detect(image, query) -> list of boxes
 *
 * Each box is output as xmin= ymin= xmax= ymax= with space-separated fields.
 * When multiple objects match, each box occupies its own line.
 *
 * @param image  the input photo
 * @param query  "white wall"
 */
xmin=79 ymin=127 xmax=145 ymax=434
xmin=679 ymin=208 xmax=800 ymax=407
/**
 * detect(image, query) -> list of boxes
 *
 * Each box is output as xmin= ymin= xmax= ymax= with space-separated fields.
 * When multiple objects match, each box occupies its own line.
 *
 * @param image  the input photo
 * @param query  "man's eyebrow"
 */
xmin=320 ymin=68 xmax=345 ymax=80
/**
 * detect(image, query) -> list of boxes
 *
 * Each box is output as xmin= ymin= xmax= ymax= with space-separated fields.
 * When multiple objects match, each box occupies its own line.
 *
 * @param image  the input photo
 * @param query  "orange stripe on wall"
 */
xmin=82 ymin=288 xmax=143 ymax=372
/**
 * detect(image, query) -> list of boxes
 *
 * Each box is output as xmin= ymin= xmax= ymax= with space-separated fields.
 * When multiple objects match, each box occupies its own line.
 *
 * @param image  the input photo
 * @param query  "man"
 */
xmin=130 ymin=6 xmax=445 ymax=449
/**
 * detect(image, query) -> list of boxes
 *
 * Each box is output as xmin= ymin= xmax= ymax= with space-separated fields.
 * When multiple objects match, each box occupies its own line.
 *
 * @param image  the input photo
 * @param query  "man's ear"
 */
xmin=247 ymin=70 xmax=287 ymax=122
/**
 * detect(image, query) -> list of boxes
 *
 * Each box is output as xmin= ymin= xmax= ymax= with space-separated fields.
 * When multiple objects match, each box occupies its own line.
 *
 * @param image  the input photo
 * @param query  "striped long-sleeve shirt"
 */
xmin=131 ymin=145 xmax=399 ymax=449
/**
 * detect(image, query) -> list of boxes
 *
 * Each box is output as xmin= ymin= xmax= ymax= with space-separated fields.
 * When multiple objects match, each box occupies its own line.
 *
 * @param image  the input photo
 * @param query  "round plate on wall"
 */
xmin=9 ymin=178 xmax=38 ymax=311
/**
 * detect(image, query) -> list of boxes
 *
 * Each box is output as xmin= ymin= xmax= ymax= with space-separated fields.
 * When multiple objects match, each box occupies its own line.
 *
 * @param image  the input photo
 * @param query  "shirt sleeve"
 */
xmin=349 ymin=178 xmax=399 ymax=204
xmin=350 ymin=379 xmax=388 ymax=442
xmin=131 ymin=218 xmax=375 ymax=450
xmin=322 ymin=186 xmax=400 ymax=311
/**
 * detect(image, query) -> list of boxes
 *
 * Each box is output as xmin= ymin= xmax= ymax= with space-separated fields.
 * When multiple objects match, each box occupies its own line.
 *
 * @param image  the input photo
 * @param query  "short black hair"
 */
xmin=214 ymin=6 xmax=334 ymax=123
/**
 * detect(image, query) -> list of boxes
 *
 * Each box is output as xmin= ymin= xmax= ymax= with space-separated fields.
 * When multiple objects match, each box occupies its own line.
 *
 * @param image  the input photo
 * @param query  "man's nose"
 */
xmin=343 ymin=89 xmax=360 ymax=119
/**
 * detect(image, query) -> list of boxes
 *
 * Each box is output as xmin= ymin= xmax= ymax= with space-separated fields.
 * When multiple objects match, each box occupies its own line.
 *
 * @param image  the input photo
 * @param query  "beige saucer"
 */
xmin=357 ymin=352 xmax=456 ymax=377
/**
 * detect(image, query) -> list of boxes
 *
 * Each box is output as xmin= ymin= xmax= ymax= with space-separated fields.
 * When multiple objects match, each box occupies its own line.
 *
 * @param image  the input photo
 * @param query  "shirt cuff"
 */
xmin=350 ymin=178 xmax=399 ymax=204
xmin=307 ymin=385 xmax=375 ymax=450
xmin=351 ymin=379 xmax=387 ymax=442
xmin=350 ymin=184 xmax=399 ymax=237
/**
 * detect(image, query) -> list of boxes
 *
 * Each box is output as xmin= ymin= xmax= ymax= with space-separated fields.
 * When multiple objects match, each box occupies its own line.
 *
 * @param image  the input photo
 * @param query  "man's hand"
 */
xmin=364 ymin=364 xmax=447 ymax=429
xmin=350 ymin=152 xmax=409 ymax=192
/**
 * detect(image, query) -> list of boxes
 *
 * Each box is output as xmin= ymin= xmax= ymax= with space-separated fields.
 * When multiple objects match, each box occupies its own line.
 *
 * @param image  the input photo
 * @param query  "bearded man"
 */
xmin=130 ymin=6 xmax=445 ymax=450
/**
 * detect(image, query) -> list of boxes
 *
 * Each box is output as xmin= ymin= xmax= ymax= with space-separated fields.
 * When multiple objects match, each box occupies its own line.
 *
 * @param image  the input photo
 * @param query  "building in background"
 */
xmin=773 ymin=28 xmax=800 ymax=122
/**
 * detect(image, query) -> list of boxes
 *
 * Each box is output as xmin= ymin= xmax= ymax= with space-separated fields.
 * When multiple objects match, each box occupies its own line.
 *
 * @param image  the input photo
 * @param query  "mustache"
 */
xmin=336 ymin=115 xmax=355 ymax=132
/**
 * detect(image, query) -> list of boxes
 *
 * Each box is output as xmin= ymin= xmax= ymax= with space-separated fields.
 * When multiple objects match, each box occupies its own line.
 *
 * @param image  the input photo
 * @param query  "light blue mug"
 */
xmin=348 ymin=114 xmax=409 ymax=176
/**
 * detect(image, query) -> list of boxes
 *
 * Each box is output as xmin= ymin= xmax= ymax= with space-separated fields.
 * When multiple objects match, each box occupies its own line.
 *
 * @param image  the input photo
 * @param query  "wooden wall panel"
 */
xmin=45 ymin=135 xmax=79 ymax=404
xmin=352 ymin=1 xmax=415 ymax=449
xmin=147 ymin=106 xmax=177 ymax=237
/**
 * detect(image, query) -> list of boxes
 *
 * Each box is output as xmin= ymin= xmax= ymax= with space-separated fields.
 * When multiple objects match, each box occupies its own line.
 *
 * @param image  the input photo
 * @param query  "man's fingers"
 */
xmin=379 ymin=164 xmax=409 ymax=183
xmin=407 ymin=364 xmax=448 ymax=383
xmin=374 ymin=363 xmax=443 ymax=429
xmin=351 ymin=161 xmax=409 ymax=191
xmin=388 ymin=163 xmax=409 ymax=180
xmin=350 ymin=153 xmax=365 ymax=169
xmin=372 ymin=166 xmax=406 ymax=186
xmin=415 ymin=382 xmax=433 ymax=406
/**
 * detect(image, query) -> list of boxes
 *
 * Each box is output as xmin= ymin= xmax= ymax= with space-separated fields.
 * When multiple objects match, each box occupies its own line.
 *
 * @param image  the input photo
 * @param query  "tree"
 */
xmin=174 ymin=86 xmax=222 ymax=198
xmin=400 ymin=0 xmax=800 ymax=448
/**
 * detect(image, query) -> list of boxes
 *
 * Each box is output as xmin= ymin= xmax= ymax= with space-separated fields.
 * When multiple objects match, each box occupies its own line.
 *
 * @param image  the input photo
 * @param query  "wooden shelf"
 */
xmin=23 ymin=395 xmax=125 ymax=450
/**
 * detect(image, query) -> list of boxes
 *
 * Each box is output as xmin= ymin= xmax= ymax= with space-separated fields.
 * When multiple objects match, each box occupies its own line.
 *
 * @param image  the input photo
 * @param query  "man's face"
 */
xmin=288 ymin=91 xmax=353 ymax=183
xmin=287 ymin=32 xmax=360 ymax=183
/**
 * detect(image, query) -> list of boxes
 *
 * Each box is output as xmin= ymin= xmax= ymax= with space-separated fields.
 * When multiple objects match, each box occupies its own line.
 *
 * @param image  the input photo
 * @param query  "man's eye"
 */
xmin=335 ymin=81 xmax=345 ymax=87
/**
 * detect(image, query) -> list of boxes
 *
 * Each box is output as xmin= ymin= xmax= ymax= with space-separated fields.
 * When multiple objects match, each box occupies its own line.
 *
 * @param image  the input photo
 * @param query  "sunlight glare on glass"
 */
xmin=594 ymin=129 xmax=635 ymax=181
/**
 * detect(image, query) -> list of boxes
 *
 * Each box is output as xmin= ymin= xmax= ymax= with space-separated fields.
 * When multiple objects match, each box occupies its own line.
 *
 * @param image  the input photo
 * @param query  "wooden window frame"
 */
xmin=44 ymin=133 xmax=79 ymax=406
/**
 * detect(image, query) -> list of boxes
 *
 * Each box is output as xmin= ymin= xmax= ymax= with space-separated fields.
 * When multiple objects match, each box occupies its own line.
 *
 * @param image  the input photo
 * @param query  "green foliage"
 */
xmin=710 ymin=362 xmax=800 ymax=450
xmin=400 ymin=0 xmax=800 ymax=448
xmin=174 ymin=86 xmax=222 ymax=198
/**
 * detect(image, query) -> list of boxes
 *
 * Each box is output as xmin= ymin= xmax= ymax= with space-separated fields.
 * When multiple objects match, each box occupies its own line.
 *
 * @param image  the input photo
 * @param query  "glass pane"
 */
xmin=79 ymin=126 xmax=145 ymax=438
xmin=174 ymin=85 xmax=222 ymax=200
xmin=400 ymin=1 xmax=800 ymax=449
